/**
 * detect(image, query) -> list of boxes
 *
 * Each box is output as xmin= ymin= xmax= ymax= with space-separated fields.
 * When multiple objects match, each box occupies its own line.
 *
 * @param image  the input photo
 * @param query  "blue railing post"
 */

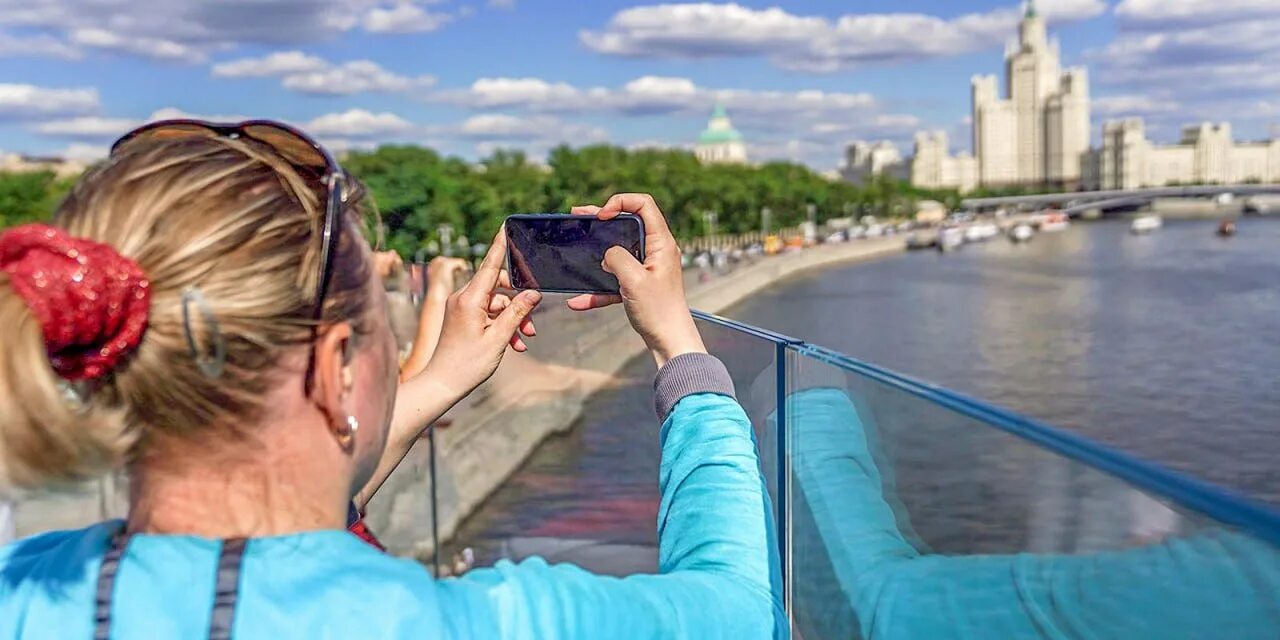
xmin=429 ymin=423 xmax=440 ymax=576
xmin=774 ymin=342 xmax=790 ymax=618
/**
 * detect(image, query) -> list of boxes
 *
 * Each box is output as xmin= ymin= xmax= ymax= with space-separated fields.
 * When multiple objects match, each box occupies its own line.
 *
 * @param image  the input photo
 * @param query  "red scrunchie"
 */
xmin=0 ymin=224 xmax=151 ymax=381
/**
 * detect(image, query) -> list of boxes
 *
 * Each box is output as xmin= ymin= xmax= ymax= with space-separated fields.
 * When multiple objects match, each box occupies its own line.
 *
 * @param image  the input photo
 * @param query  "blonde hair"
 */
xmin=0 ymin=135 xmax=374 ymax=490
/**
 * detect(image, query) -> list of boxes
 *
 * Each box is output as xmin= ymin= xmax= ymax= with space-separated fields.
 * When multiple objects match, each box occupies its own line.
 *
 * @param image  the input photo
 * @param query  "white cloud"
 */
xmin=33 ymin=115 xmax=139 ymax=138
xmin=457 ymin=114 xmax=607 ymax=142
xmin=0 ymin=0 xmax=458 ymax=62
xmin=430 ymin=75 xmax=916 ymax=169
xmin=31 ymin=107 xmax=254 ymax=142
xmin=808 ymin=114 xmax=921 ymax=137
xmin=431 ymin=75 xmax=884 ymax=129
xmin=282 ymin=60 xmax=436 ymax=95
xmin=306 ymin=109 xmax=415 ymax=137
xmin=1115 ymin=0 xmax=1280 ymax=29
xmin=0 ymin=84 xmax=99 ymax=119
xmin=68 ymin=27 xmax=205 ymax=63
xmin=211 ymin=51 xmax=329 ymax=78
xmin=1090 ymin=1 xmax=1280 ymax=110
xmin=58 ymin=142 xmax=109 ymax=162
xmin=748 ymin=139 xmax=831 ymax=165
xmin=213 ymin=52 xmax=435 ymax=95
xmin=581 ymin=0 xmax=1106 ymax=72
xmin=145 ymin=107 xmax=251 ymax=123
xmin=627 ymin=139 xmax=690 ymax=152
xmin=364 ymin=3 xmax=451 ymax=33
xmin=1093 ymin=95 xmax=1181 ymax=117
xmin=1077 ymin=1 xmax=1280 ymax=141
xmin=453 ymin=77 xmax=582 ymax=108
xmin=0 ymin=32 xmax=80 ymax=59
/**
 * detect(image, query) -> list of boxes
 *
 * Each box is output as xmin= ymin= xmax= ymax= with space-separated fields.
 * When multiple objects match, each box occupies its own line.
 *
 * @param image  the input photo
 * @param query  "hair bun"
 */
xmin=0 ymin=224 xmax=151 ymax=381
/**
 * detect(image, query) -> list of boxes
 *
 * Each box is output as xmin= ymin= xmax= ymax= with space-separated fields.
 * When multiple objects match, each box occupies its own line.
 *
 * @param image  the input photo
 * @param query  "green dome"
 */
xmin=699 ymin=128 xmax=744 ymax=144
xmin=698 ymin=103 xmax=744 ymax=144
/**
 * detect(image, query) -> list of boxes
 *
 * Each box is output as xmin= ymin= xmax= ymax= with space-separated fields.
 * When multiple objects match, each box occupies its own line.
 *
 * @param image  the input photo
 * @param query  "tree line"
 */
xmin=2 ymin=144 xmax=966 ymax=256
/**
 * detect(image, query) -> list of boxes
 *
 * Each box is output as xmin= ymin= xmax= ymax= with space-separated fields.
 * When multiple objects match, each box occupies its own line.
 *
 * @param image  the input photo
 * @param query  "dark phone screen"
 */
xmin=505 ymin=215 xmax=644 ymax=293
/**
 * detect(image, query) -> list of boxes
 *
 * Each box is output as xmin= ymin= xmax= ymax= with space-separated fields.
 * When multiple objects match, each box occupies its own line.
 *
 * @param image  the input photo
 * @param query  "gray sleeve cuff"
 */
xmin=654 ymin=352 xmax=736 ymax=422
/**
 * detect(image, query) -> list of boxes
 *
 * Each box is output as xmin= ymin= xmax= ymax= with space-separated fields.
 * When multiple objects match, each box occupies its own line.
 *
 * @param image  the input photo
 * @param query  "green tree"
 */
xmin=0 ymin=171 xmax=73 ymax=227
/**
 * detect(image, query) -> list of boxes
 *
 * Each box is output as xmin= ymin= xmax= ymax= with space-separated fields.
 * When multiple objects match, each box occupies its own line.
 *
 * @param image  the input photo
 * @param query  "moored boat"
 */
xmin=964 ymin=222 xmax=1000 ymax=243
xmin=906 ymin=231 xmax=937 ymax=250
xmin=1009 ymin=223 xmax=1034 ymax=243
xmin=938 ymin=227 xmax=964 ymax=252
xmin=1038 ymin=212 xmax=1070 ymax=232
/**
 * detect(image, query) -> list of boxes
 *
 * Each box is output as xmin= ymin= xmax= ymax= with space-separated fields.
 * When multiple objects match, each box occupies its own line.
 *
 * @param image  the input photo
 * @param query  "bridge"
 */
xmin=962 ymin=183 xmax=1280 ymax=216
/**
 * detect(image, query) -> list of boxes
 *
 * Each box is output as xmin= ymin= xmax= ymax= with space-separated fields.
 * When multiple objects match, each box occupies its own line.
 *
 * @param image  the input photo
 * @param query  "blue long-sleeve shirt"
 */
xmin=0 ymin=357 xmax=783 ymax=638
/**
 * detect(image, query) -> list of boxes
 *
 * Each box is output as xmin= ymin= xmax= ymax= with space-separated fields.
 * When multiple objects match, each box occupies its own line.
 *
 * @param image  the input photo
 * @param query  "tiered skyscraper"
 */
xmin=975 ymin=0 xmax=1089 ymax=188
xmin=912 ymin=1 xmax=1090 ymax=191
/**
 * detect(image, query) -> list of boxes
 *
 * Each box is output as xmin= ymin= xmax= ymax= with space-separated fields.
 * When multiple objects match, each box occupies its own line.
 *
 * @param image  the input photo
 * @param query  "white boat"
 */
xmin=964 ymin=222 xmax=1000 ymax=243
xmin=1130 ymin=215 xmax=1163 ymax=234
xmin=938 ymin=227 xmax=964 ymax=252
xmin=1039 ymin=212 xmax=1070 ymax=232
xmin=905 ymin=231 xmax=937 ymax=250
xmin=1008 ymin=223 xmax=1034 ymax=243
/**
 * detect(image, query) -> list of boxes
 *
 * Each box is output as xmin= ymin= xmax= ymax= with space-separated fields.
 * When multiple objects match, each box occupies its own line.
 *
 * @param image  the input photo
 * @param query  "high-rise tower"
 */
xmin=965 ymin=1 xmax=1090 ymax=188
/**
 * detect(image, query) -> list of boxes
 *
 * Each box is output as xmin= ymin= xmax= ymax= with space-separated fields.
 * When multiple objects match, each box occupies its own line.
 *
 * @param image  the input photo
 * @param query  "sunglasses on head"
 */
xmin=111 ymin=119 xmax=355 ymax=321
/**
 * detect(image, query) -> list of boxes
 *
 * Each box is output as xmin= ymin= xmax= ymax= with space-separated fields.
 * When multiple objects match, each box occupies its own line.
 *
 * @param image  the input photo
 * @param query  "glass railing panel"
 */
xmin=695 ymin=316 xmax=784 ymax=519
xmin=780 ymin=346 xmax=1280 ymax=639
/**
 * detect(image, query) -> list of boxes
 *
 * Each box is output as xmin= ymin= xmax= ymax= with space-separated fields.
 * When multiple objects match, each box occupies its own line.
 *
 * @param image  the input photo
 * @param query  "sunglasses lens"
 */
xmin=114 ymin=123 xmax=216 ymax=152
xmin=243 ymin=124 xmax=328 ymax=174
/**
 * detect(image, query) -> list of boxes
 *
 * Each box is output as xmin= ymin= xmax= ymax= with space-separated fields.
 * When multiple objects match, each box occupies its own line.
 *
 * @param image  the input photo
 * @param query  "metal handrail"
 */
xmin=692 ymin=309 xmax=1280 ymax=545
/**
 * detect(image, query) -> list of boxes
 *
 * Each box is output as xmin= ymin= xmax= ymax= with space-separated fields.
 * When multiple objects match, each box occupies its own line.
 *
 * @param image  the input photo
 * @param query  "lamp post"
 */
xmin=437 ymin=224 xmax=454 ymax=257
xmin=760 ymin=206 xmax=771 ymax=237
xmin=702 ymin=210 xmax=718 ymax=246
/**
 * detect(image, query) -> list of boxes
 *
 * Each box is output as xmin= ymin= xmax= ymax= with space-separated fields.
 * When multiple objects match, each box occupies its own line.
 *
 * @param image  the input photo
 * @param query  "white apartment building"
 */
xmin=1091 ymin=120 xmax=1280 ymax=190
xmin=841 ymin=141 xmax=909 ymax=186
xmin=911 ymin=132 xmax=978 ymax=193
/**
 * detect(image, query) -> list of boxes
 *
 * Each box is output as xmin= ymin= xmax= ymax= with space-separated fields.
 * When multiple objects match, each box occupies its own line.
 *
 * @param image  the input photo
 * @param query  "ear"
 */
xmin=313 ymin=322 xmax=356 ymax=447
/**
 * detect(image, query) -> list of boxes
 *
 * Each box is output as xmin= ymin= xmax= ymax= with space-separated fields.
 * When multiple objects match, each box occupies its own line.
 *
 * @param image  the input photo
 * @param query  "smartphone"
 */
xmin=504 ymin=213 xmax=646 ymax=294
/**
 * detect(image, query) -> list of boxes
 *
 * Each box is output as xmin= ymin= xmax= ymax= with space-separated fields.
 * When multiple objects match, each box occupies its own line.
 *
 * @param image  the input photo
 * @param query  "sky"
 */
xmin=1 ymin=0 xmax=1278 ymax=171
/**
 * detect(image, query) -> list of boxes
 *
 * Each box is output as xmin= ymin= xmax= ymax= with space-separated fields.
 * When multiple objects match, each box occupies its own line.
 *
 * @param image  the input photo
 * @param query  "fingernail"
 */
xmin=527 ymin=290 xmax=543 ymax=304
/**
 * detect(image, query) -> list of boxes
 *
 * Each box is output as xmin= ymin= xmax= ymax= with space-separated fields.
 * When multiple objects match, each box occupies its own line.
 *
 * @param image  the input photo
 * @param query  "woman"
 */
xmin=0 ymin=120 xmax=783 ymax=638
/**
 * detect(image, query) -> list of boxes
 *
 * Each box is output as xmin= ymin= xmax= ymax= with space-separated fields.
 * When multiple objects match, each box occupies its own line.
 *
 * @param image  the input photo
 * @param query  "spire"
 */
xmin=1025 ymin=0 xmax=1037 ymax=18
xmin=711 ymin=103 xmax=728 ymax=119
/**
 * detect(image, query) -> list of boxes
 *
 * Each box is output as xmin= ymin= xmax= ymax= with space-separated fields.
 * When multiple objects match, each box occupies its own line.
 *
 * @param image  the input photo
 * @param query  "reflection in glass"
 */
xmin=776 ymin=366 xmax=1280 ymax=639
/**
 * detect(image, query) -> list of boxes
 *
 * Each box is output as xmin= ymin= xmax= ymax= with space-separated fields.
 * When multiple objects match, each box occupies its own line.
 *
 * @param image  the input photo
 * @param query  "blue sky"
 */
xmin=1 ymin=0 xmax=1277 ymax=170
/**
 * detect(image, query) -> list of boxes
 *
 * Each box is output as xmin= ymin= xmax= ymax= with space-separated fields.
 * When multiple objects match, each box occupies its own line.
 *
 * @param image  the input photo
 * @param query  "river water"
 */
xmin=448 ymin=217 xmax=1280 ymax=564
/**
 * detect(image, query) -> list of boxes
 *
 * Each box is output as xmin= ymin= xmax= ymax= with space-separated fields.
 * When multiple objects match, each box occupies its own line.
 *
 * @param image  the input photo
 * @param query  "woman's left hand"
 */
xmin=372 ymin=250 xmax=404 ymax=281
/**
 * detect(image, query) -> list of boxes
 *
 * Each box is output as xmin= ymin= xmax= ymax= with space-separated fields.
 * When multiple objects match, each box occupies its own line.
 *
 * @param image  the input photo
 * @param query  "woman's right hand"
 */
xmin=567 ymin=193 xmax=707 ymax=368
xmin=421 ymin=230 xmax=541 ymax=399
